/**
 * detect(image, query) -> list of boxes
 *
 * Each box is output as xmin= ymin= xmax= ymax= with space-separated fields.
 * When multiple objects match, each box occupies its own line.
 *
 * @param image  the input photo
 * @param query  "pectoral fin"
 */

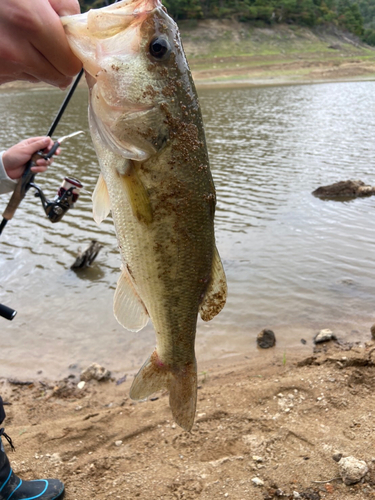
xmin=118 ymin=162 xmax=152 ymax=224
xmin=199 ymin=245 xmax=227 ymax=322
xmin=113 ymin=265 xmax=149 ymax=332
xmin=92 ymin=173 xmax=111 ymax=225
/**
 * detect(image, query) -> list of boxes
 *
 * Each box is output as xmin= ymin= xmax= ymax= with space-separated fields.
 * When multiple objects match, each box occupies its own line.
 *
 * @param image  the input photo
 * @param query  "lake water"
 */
xmin=1 ymin=80 xmax=375 ymax=380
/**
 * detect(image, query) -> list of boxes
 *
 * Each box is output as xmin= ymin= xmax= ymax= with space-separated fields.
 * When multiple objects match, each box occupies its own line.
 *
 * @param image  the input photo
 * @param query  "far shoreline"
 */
xmin=1 ymin=66 xmax=375 ymax=95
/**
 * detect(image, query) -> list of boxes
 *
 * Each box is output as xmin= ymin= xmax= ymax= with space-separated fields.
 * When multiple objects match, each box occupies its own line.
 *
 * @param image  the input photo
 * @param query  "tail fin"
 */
xmin=129 ymin=350 xmax=197 ymax=432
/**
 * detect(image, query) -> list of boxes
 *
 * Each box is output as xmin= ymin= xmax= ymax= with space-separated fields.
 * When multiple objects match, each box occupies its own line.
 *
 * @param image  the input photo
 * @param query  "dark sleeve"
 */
xmin=0 ymin=396 xmax=6 ymax=425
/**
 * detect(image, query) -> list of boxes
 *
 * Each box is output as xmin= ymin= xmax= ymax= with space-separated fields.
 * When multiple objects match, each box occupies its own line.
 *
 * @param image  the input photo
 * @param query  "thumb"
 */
xmin=23 ymin=136 xmax=51 ymax=154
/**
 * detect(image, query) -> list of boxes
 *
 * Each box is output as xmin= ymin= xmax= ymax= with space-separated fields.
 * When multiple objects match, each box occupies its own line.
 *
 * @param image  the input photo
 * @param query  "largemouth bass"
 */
xmin=62 ymin=0 xmax=227 ymax=431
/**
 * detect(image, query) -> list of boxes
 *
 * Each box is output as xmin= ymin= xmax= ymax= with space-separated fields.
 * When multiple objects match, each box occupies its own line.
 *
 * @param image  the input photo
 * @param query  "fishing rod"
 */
xmin=0 ymin=0 xmax=121 ymax=236
xmin=0 ymin=70 xmax=85 ymax=320
xmin=0 ymin=0 xmax=119 ymax=320
xmin=47 ymin=69 xmax=84 ymax=138
xmin=0 ymin=69 xmax=84 ymax=237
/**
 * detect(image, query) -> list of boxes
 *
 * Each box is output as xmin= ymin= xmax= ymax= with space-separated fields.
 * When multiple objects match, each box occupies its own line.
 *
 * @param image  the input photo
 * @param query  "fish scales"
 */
xmin=104 ymin=147 xmax=214 ymax=364
xmin=63 ymin=0 xmax=227 ymax=431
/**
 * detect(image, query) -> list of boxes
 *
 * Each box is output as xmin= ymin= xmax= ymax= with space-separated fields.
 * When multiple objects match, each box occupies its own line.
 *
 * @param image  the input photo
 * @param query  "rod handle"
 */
xmin=0 ymin=303 xmax=17 ymax=321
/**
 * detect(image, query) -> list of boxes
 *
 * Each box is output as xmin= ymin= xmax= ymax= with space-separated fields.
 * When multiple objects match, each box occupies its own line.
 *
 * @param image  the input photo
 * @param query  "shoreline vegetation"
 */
xmin=2 ymin=22 xmax=375 ymax=91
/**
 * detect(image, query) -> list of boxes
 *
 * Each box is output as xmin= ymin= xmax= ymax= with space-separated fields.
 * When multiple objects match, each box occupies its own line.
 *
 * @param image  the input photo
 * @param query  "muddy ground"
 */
xmin=1 ymin=340 xmax=375 ymax=500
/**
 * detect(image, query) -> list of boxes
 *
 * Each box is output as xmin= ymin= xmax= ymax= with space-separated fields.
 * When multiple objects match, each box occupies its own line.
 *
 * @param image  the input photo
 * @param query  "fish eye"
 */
xmin=149 ymin=37 xmax=171 ymax=60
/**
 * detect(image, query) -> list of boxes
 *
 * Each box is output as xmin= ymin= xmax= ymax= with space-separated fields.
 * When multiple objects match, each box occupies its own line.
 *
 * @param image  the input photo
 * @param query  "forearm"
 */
xmin=0 ymin=152 xmax=17 ymax=195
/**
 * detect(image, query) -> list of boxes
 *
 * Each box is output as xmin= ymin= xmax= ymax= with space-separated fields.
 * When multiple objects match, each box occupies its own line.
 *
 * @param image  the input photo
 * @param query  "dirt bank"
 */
xmin=2 ymin=22 xmax=375 ymax=93
xmin=1 ymin=339 xmax=375 ymax=499
xmin=184 ymin=21 xmax=375 ymax=87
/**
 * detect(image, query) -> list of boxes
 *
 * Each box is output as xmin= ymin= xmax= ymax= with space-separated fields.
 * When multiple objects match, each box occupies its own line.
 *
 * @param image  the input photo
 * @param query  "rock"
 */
xmin=314 ymin=329 xmax=337 ymax=344
xmin=77 ymin=381 xmax=85 ymax=390
xmin=251 ymin=477 xmax=264 ymax=486
xmin=299 ymin=490 xmax=320 ymax=500
xmin=332 ymin=453 xmax=343 ymax=463
xmin=80 ymin=363 xmax=111 ymax=382
xmin=312 ymin=180 xmax=375 ymax=201
xmin=338 ymin=456 xmax=368 ymax=485
xmin=371 ymin=324 xmax=375 ymax=340
xmin=257 ymin=329 xmax=276 ymax=349
xmin=49 ymin=453 xmax=62 ymax=464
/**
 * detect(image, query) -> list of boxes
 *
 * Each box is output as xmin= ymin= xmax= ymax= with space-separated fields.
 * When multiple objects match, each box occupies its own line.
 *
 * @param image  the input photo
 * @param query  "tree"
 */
xmin=338 ymin=2 xmax=364 ymax=36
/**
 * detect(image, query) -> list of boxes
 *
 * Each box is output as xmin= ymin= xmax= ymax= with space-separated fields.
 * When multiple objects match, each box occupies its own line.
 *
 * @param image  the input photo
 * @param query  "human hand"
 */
xmin=0 ymin=0 xmax=82 ymax=89
xmin=2 ymin=137 xmax=60 ymax=180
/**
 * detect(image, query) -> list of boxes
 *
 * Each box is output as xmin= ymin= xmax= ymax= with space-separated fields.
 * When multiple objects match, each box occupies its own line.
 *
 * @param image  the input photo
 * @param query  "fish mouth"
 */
xmin=62 ymin=0 xmax=164 ymax=66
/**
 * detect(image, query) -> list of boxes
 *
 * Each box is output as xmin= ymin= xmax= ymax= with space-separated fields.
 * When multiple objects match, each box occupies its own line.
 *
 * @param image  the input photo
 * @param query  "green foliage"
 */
xmin=79 ymin=0 xmax=108 ymax=11
xmin=357 ymin=0 xmax=375 ymax=39
xmin=164 ymin=0 xmax=203 ymax=19
xmin=78 ymin=1 xmax=375 ymax=45
xmin=337 ymin=1 xmax=364 ymax=35
xmin=363 ymin=27 xmax=375 ymax=43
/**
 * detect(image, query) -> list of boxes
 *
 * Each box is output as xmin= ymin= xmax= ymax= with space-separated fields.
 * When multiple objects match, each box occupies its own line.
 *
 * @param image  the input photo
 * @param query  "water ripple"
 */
xmin=1 ymin=82 xmax=375 ymax=378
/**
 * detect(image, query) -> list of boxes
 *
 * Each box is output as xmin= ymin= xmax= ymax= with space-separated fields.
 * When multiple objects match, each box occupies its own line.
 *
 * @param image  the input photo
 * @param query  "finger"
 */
xmin=44 ymin=146 xmax=61 ymax=157
xmin=42 ymin=144 xmax=61 ymax=160
xmin=24 ymin=136 xmax=52 ymax=146
xmin=1 ymin=50 xmax=74 ymax=89
xmin=0 ymin=0 xmax=80 ymax=87
xmin=0 ymin=74 xmax=39 ymax=84
xmin=31 ymin=165 xmax=49 ymax=174
xmin=23 ymin=137 xmax=52 ymax=154
xmin=49 ymin=0 xmax=81 ymax=17
xmin=32 ymin=162 xmax=50 ymax=168
xmin=27 ymin=48 xmax=78 ymax=88
xmin=35 ymin=157 xmax=52 ymax=165
xmin=31 ymin=12 xmax=82 ymax=80
xmin=43 ymin=141 xmax=59 ymax=152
